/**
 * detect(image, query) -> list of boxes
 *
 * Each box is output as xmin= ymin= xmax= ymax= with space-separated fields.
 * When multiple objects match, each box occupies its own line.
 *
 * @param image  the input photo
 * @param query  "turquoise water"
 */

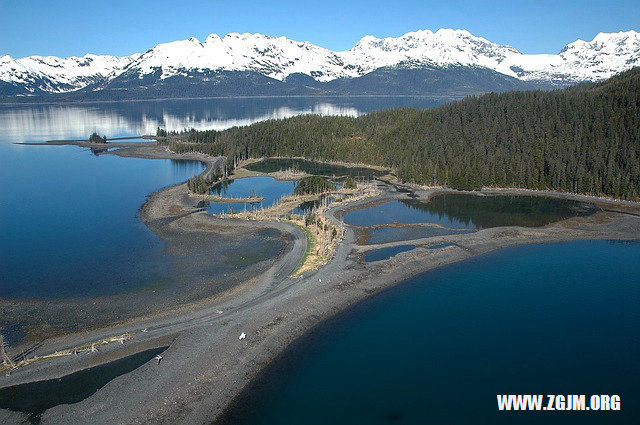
xmin=206 ymin=177 xmax=297 ymax=214
xmin=220 ymin=240 xmax=640 ymax=425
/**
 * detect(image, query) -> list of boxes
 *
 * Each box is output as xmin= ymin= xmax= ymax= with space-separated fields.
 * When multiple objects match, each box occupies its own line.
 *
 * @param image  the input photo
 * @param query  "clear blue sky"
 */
xmin=1 ymin=0 xmax=638 ymax=58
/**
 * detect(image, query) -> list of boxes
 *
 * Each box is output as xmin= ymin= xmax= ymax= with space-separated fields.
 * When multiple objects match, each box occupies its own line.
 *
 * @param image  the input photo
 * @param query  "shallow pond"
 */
xmin=206 ymin=176 xmax=296 ymax=214
xmin=344 ymin=195 xmax=597 ymax=228
xmin=415 ymin=194 xmax=598 ymax=228
xmin=344 ymin=199 xmax=477 ymax=228
xmin=360 ymin=225 xmax=472 ymax=245
xmin=244 ymin=158 xmax=386 ymax=179
xmin=220 ymin=240 xmax=640 ymax=425
xmin=291 ymin=194 xmax=340 ymax=215
xmin=345 ymin=194 xmax=598 ymax=245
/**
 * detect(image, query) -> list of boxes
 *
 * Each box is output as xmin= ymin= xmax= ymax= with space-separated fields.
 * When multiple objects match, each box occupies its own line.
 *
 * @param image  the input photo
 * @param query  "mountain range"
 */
xmin=1 ymin=28 xmax=638 ymax=100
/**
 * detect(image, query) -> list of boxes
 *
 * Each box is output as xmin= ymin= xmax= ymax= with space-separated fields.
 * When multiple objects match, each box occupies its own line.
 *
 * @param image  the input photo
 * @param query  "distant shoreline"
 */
xmin=0 ymin=94 xmax=465 ymax=107
xmin=45 ymin=135 xmax=155 ymax=143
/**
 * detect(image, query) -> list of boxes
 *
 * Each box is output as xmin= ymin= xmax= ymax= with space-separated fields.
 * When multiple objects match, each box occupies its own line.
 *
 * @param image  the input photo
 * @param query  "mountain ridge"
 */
xmin=1 ymin=28 xmax=638 ymax=99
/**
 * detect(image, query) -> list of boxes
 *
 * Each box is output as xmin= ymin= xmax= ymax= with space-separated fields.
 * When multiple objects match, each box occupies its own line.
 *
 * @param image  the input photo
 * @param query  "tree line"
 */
xmin=158 ymin=68 xmax=640 ymax=200
xmin=89 ymin=132 xmax=107 ymax=143
xmin=294 ymin=176 xmax=336 ymax=196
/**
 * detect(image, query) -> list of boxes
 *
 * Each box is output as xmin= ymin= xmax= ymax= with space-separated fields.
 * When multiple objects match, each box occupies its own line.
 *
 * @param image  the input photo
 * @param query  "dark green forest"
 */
xmin=161 ymin=68 xmax=640 ymax=200
xmin=89 ymin=132 xmax=107 ymax=143
xmin=187 ymin=175 xmax=210 ymax=195
xmin=294 ymin=176 xmax=336 ymax=196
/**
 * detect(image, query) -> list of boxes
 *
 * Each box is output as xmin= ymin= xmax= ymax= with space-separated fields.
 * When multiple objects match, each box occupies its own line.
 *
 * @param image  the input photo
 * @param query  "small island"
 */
xmin=89 ymin=132 xmax=107 ymax=143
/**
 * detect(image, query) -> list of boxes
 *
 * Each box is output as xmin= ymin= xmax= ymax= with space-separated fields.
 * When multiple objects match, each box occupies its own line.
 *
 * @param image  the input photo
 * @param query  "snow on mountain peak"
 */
xmin=344 ymin=28 xmax=522 ymax=75
xmin=526 ymin=30 xmax=640 ymax=81
xmin=0 ymin=52 xmax=138 ymax=94
xmin=128 ymin=31 xmax=357 ymax=82
xmin=2 ymin=28 xmax=638 ymax=96
xmin=592 ymin=30 xmax=639 ymax=44
xmin=434 ymin=28 xmax=470 ymax=38
xmin=204 ymin=33 xmax=222 ymax=43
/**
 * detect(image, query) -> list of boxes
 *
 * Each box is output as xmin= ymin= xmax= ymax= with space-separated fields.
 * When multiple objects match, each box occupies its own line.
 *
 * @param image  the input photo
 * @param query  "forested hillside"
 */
xmin=162 ymin=68 xmax=640 ymax=200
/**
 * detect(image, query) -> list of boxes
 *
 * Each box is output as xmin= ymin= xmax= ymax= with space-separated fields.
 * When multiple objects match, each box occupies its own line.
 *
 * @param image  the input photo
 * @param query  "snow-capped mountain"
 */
xmin=126 ymin=33 xmax=359 ymax=82
xmin=341 ymin=29 xmax=639 ymax=83
xmin=342 ymin=29 xmax=522 ymax=76
xmin=118 ymin=28 xmax=640 ymax=84
xmin=503 ymin=31 xmax=640 ymax=82
xmin=0 ymin=54 xmax=139 ymax=95
xmin=1 ymin=29 xmax=638 ymax=98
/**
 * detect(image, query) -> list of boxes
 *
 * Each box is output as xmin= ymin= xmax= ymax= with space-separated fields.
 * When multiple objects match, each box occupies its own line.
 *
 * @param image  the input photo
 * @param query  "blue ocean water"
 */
xmin=0 ymin=142 xmax=204 ymax=298
xmin=222 ymin=240 xmax=640 ymax=425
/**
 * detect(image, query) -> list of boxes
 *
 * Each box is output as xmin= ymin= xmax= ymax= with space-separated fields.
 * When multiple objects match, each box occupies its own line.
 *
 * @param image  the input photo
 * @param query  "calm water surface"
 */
xmin=222 ymin=240 xmax=640 ymax=425
xmin=346 ymin=195 xmax=598 ymax=245
xmin=345 ymin=199 xmax=476 ymax=228
xmin=1 ymin=97 xmax=447 ymax=300
xmin=292 ymin=194 xmax=339 ymax=215
xmin=0 ymin=145 xmax=204 ymax=298
xmin=0 ymin=97 xmax=451 ymax=139
xmin=419 ymin=194 xmax=598 ymax=228
xmin=206 ymin=176 xmax=296 ymax=214
xmin=363 ymin=242 xmax=457 ymax=263
xmin=344 ymin=195 xmax=597 ymax=228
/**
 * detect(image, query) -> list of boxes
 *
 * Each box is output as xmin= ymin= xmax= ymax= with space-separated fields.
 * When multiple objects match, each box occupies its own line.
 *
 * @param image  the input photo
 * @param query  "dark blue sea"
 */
xmin=222 ymin=240 xmax=640 ymax=425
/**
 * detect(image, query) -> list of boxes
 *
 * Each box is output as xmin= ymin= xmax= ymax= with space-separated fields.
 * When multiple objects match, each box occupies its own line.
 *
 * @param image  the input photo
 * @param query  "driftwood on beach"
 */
xmin=192 ymin=193 xmax=265 ymax=203
xmin=0 ymin=334 xmax=14 ymax=368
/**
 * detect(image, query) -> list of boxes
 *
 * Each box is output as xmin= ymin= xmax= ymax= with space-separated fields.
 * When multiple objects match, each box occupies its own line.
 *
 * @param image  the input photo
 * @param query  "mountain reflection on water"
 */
xmin=0 ymin=96 xmax=451 ymax=142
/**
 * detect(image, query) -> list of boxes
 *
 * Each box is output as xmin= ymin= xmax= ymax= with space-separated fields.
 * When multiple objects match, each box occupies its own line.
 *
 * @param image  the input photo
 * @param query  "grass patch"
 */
xmin=291 ymin=223 xmax=315 ymax=277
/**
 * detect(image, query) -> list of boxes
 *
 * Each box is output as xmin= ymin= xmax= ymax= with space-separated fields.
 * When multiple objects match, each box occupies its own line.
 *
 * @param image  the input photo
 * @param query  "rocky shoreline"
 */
xmin=1 ymin=144 xmax=640 ymax=424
